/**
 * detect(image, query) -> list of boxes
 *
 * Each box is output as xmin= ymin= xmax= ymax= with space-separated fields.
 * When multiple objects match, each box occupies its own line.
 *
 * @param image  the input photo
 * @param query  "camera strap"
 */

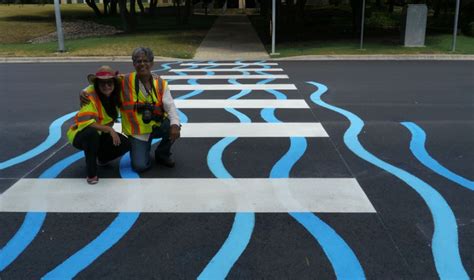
xmin=134 ymin=74 xmax=157 ymax=104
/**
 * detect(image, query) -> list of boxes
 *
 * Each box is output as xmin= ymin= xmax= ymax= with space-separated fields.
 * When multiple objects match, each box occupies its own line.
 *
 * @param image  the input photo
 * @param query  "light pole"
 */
xmin=270 ymin=0 xmax=278 ymax=55
xmin=451 ymin=0 xmax=460 ymax=52
xmin=360 ymin=0 xmax=366 ymax=49
xmin=54 ymin=0 xmax=66 ymax=52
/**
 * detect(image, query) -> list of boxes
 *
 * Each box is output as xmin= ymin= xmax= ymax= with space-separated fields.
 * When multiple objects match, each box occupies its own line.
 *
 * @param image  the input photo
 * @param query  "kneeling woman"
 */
xmin=67 ymin=66 xmax=130 ymax=184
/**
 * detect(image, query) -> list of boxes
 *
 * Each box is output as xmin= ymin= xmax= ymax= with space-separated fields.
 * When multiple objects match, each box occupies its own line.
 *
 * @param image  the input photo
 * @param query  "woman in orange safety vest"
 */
xmin=67 ymin=66 xmax=130 ymax=184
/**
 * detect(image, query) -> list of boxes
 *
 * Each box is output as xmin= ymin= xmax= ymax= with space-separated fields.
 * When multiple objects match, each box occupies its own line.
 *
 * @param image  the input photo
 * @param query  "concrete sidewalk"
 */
xmin=193 ymin=15 xmax=269 ymax=60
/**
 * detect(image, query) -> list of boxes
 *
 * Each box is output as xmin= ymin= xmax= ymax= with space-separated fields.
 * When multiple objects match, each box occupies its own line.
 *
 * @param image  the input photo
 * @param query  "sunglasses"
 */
xmin=98 ymin=79 xmax=115 ymax=86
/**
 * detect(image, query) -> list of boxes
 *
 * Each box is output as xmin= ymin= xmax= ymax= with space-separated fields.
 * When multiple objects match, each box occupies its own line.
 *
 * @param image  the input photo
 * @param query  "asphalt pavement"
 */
xmin=0 ymin=60 xmax=472 ymax=279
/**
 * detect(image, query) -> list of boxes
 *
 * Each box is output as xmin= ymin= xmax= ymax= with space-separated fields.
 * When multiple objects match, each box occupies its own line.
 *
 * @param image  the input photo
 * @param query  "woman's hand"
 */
xmin=108 ymin=127 xmax=121 ymax=146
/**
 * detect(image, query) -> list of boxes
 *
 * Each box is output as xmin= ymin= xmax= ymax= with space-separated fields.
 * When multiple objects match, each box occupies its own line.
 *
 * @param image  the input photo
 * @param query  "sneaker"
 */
xmin=155 ymin=156 xmax=175 ymax=168
xmin=86 ymin=176 xmax=99 ymax=185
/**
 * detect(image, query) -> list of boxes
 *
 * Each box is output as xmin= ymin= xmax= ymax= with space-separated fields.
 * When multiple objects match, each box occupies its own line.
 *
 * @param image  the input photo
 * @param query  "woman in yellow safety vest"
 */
xmin=67 ymin=66 xmax=130 ymax=184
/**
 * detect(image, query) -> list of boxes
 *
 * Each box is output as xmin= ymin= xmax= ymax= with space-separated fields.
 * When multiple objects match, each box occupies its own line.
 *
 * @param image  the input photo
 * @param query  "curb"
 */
xmin=271 ymin=54 xmax=474 ymax=61
xmin=1 ymin=54 xmax=473 ymax=63
xmin=0 ymin=56 xmax=188 ymax=63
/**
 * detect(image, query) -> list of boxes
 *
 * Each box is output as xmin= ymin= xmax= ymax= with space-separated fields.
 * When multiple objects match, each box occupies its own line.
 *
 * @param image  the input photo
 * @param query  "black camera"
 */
xmin=135 ymin=103 xmax=162 ymax=124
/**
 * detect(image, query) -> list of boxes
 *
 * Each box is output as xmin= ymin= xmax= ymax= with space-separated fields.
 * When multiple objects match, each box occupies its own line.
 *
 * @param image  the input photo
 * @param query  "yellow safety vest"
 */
xmin=120 ymin=72 xmax=166 ymax=136
xmin=67 ymin=85 xmax=116 ymax=144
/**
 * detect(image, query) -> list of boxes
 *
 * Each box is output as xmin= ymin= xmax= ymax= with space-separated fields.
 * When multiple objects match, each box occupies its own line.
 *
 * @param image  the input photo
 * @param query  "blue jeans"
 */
xmin=129 ymin=118 xmax=173 ymax=172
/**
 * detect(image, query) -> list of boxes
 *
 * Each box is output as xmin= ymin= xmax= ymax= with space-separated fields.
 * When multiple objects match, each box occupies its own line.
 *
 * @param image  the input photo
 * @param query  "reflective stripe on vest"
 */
xmin=120 ymin=72 xmax=165 ymax=136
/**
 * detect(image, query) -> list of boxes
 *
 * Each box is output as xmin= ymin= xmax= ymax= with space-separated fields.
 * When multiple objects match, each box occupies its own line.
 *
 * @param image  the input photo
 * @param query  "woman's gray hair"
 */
xmin=131 ymin=47 xmax=154 ymax=63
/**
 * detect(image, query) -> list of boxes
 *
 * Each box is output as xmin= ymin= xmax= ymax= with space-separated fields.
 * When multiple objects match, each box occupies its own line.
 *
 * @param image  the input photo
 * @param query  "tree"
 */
xmin=85 ymin=0 xmax=102 ymax=16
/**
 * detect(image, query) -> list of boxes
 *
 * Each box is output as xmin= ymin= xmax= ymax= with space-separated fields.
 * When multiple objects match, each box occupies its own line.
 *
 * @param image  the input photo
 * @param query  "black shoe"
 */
xmin=155 ymin=156 xmax=175 ymax=168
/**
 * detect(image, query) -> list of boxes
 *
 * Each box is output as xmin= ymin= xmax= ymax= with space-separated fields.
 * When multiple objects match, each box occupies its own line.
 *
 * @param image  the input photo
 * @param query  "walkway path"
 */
xmin=194 ymin=15 xmax=269 ymax=60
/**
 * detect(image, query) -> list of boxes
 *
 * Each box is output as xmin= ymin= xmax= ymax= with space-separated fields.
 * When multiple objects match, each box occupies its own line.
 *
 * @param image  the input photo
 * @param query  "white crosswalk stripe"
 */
xmin=169 ymin=84 xmax=297 ymax=90
xmin=174 ymin=99 xmax=309 ymax=108
xmin=113 ymin=123 xmax=329 ymax=137
xmin=180 ymin=63 xmax=279 ymax=66
xmin=161 ymin=74 xmax=289 ymax=80
xmin=171 ymin=68 xmax=284 ymax=72
xmin=0 ymin=178 xmax=376 ymax=213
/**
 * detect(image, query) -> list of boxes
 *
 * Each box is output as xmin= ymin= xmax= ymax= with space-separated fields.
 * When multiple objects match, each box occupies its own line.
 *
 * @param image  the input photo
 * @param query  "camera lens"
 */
xmin=142 ymin=109 xmax=152 ymax=124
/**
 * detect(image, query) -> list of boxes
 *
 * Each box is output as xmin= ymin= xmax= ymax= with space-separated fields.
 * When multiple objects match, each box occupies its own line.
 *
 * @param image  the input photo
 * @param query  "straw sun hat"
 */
xmin=87 ymin=65 xmax=119 ymax=84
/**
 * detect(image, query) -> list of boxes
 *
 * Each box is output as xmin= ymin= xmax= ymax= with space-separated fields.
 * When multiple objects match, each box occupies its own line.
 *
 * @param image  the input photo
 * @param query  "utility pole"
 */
xmin=54 ymin=0 xmax=66 ymax=52
xmin=360 ymin=0 xmax=366 ymax=49
xmin=451 ymin=0 xmax=460 ymax=52
xmin=271 ymin=0 xmax=278 ymax=55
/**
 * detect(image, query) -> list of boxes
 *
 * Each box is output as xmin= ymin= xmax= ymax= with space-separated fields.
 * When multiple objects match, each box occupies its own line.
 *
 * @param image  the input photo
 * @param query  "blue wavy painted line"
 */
xmin=2 ymin=61 xmax=181 ymax=275
xmin=289 ymin=213 xmax=365 ymax=279
xmin=199 ymin=65 xmax=256 ymax=279
xmin=199 ymin=136 xmax=255 ymax=279
xmin=176 ymin=63 xmax=218 ymax=100
xmin=0 ymin=151 xmax=83 ymax=271
xmin=0 ymin=111 xmax=77 ymax=170
xmin=308 ymin=81 xmax=469 ymax=279
xmin=43 ymin=152 xmax=142 ymax=279
xmin=401 ymin=122 xmax=474 ymax=191
xmin=44 ymin=60 xmax=193 ymax=278
xmin=263 ymin=105 xmax=365 ymax=279
xmin=151 ymin=61 xmax=183 ymax=73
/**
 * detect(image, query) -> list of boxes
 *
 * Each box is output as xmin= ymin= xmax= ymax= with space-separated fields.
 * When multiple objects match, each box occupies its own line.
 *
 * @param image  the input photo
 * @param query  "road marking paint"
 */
xmin=171 ymin=68 xmax=284 ymax=72
xmin=169 ymin=84 xmax=297 ymax=90
xmin=112 ymin=123 xmax=328 ymax=137
xmin=308 ymin=81 xmax=469 ymax=279
xmin=0 ymin=178 xmax=376 ymax=213
xmin=0 ymin=111 xmax=77 ymax=170
xmin=174 ymin=99 xmax=309 ymax=108
xmin=401 ymin=122 xmax=474 ymax=191
xmin=180 ymin=62 xmax=278 ymax=66
xmin=162 ymin=74 xmax=289 ymax=80
xmin=180 ymin=63 xmax=278 ymax=66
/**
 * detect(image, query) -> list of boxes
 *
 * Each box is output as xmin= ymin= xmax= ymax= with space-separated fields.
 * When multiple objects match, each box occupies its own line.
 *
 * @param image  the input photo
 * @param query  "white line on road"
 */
xmin=171 ymin=68 xmax=284 ymax=72
xmin=168 ymin=84 xmax=297 ymax=90
xmin=174 ymin=99 xmax=309 ymax=108
xmin=180 ymin=63 xmax=279 ymax=66
xmin=161 ymin=75 xmax=289 ymax=80
xmin=113 ymin=123 xmax=328 ymax=137
xmin=0 ymin=178 xmax=376 ymax=213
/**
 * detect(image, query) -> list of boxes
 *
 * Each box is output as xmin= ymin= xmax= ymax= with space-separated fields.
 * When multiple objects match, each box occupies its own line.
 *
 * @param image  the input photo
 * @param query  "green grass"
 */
xmin=250 ymin=5 xmax=474 ymax=57
xmin=0 ymin=4 xmax=216 ymax=57
xmin=269 ymin=35 xmax=474 ymax=57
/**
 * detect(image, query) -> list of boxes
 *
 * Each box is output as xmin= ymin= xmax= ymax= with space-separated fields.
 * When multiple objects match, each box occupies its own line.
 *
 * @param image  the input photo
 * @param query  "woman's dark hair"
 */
xmin=93 ymin=78 xmax=121 ymax=121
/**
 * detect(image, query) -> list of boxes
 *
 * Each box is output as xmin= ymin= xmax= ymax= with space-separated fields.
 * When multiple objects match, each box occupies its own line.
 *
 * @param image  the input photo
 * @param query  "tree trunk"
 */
xmin=137 ymin=0 xmax=145 ymax=14
xmin=118 ymin=0 xmax=131 ymax=31
xmin=149 ymin=0 xmax=158 ymax=15
xmin=110 ymin=0 xmax=118 ymax=15
xmin=103 ymin=0 xmax=110 ymax=15
xmin=86 ymin=0 xmax=102 ymax=16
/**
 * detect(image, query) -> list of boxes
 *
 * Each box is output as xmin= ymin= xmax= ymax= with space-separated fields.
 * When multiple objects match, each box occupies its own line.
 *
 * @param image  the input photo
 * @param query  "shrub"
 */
xmin=366 ymin=11 xmax=399 ymax=30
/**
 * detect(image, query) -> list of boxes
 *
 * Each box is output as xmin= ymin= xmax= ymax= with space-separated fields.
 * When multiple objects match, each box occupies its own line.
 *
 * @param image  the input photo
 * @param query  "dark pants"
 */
xmin=129 ymin=118 xmax=174 ymax=172
xmin=73 ymin=126 xmax=130 ymax=177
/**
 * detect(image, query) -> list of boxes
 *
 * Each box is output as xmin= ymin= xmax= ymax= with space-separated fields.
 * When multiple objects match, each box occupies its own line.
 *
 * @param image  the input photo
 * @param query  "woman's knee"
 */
xmin=74 ymin=127 xmax=100 ymax=150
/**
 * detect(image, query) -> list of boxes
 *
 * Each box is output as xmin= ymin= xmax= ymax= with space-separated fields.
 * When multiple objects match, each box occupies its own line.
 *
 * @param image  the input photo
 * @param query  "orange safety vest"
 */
xmin=67 ymin=85 xmax=115 ymax=143
xmin=120 ymin=72 xmax=166 ymax=136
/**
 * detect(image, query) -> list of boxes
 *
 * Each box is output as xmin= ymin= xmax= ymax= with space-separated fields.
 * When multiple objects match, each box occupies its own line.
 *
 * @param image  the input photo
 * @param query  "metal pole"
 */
xmin=54 ymin=0 xmax=66 ymax=52
xmin=359 ymin=0 xmax=366 ymax=49
xmin=451 ymin=0 xmax=460 ymax=52
xmin=271 ymin=0 xmax=278 ymax=55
